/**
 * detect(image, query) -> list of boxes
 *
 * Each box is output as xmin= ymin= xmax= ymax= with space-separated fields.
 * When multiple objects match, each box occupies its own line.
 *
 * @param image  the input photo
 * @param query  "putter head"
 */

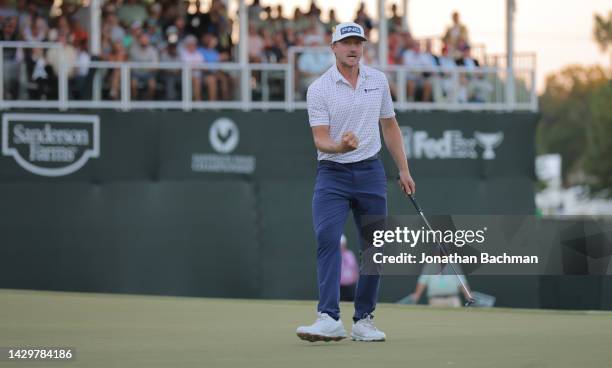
xmin=464 ymin=298 xmax=476 ymax=307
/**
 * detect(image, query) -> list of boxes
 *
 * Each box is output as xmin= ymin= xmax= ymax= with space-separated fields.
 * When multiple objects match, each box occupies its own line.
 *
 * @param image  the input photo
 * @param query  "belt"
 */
xmin=319 ymin=154 xmax=379 ymax=166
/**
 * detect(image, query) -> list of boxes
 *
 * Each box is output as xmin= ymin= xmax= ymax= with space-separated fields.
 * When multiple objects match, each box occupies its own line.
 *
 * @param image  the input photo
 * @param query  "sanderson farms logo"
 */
xmin=191 ymin=117 xmax=255 ymax=174
xmin=2 ymin=113 xmax=100 ymax=176
xmin=400 ymin=126 xmax=504 ymax=160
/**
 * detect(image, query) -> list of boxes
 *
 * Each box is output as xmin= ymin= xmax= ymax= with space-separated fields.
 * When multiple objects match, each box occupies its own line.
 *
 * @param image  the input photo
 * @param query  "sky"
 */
xmin=240 ymin=0 xmax=611 ymax=92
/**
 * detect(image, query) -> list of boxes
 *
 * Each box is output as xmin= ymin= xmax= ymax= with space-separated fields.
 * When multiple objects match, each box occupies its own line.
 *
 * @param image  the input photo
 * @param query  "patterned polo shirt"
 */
xmin=306 ymin=63 xmax=396 ymax=163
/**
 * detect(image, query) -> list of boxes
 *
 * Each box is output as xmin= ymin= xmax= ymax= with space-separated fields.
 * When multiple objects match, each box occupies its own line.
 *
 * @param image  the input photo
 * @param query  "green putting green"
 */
xmin=1 ymin=289 xmax=611 ymax=368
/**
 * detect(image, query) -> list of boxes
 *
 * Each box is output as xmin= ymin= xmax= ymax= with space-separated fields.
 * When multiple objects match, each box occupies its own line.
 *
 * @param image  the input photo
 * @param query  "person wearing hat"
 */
xmin=296 ymin=22 xmax=416 ymax=343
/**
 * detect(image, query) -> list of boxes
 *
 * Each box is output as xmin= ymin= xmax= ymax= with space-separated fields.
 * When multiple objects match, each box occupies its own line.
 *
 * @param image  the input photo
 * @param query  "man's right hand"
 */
xmin=338 ymin=131 xmax=359 ymax=152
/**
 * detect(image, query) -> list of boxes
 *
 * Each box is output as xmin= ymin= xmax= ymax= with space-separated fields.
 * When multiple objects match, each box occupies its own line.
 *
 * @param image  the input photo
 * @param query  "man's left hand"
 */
xmin=397 ymin=170 xmax=416 ymax=195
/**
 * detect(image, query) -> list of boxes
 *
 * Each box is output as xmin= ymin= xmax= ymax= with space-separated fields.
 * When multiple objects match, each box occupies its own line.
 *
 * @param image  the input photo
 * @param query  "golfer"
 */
xmin=296 ymin=22 xmax=416 ymax=342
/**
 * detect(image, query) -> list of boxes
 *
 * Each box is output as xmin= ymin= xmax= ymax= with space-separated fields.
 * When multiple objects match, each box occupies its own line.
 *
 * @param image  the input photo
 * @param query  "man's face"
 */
xmin=452 ymin=12 xmax=459 ymax=24
xmin=332 ymin=37 xmax=364 ymax=68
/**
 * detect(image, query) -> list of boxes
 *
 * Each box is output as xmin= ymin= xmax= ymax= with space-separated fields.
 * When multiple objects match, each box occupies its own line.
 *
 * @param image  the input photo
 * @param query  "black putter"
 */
xmin=399 ymin=185 xmax=476 ymax=306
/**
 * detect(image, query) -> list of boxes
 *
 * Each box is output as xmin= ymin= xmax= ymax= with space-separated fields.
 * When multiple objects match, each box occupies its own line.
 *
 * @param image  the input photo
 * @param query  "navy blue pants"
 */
xmin=312 ymin=157 xmax=387 ymax=322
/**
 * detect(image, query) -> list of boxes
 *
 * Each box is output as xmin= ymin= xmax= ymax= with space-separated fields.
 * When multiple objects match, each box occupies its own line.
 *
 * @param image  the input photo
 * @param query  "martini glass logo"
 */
xmin=474 ymin=132 xmax=504 ymax=160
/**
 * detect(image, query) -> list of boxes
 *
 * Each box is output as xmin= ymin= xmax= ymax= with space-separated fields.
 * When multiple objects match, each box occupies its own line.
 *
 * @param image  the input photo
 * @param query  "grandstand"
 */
xmin=0 ymin=0 xmax=537 ymax=112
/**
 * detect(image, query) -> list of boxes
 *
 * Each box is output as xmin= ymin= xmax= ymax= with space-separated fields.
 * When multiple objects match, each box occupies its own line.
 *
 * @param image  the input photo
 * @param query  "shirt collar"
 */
xmin=332 ymin=63 xmax=368 ymax=85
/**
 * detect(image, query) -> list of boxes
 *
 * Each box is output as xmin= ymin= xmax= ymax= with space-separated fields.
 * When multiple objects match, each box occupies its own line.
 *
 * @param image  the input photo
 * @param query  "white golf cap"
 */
xmin=331 ymin=22 xmax=367 ymax=43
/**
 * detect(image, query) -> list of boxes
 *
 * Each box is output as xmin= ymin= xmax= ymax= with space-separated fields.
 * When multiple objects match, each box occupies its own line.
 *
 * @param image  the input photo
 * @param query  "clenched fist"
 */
xmin=338 ymin=131 xmax=359 ymax=153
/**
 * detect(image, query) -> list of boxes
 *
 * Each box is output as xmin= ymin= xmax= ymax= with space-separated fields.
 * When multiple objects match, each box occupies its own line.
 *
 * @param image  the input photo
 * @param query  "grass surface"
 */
xmin=1 ymin=289 xmax=612 ymax=368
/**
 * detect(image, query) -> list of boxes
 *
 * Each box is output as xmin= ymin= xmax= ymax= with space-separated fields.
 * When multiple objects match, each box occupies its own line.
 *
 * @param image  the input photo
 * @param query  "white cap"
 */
xmin=331 ymin=22 xmax=367 ymax=43
xmin=340 ymin=234 xmax=347 ymax=245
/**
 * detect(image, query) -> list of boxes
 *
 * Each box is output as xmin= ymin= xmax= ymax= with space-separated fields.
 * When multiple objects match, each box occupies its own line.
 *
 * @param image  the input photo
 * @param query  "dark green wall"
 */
xmin=3 ymin=110 xmax=607 ymax=310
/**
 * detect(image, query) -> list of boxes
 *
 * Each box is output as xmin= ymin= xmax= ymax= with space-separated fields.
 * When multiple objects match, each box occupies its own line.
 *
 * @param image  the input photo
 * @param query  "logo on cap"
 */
xmin=340 ymin=26 xmax=362 ymax=35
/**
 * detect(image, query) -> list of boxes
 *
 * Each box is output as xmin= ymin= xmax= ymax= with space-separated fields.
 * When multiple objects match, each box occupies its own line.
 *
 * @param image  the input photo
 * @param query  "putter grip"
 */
xmin=408 ymin=194 xmax=423 ymax=213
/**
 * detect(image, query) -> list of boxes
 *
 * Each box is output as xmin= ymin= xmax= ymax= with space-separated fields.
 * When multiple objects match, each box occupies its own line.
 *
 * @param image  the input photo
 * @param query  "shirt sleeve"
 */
xmin=380 ymin=75 xmax=396 ymax=119
xmin=306 ymin=83 xmax=329 ymax=126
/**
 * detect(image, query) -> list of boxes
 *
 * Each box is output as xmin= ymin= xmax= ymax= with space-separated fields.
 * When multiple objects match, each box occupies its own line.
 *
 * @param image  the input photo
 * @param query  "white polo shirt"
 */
xmin=307 ymin=63 xmax=396 ymax=163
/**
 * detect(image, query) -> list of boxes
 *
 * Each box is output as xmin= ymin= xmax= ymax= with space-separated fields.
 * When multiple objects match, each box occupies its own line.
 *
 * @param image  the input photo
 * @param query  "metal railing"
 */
xmin=1 ymin=41 xmax=537 ymax=112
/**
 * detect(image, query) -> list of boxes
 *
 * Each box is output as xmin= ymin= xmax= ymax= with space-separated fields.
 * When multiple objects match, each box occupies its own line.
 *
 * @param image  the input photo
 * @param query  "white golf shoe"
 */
xmin=351 ymin=315 xmax=386 ymax=342
xmin=296 ymin=312 xmax=347 ymax=342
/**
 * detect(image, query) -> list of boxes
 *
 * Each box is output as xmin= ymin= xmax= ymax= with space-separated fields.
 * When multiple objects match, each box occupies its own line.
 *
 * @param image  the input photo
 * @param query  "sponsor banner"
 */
xmin=0 ymin=111 xmax=537 ymax=181
xmin=382 ymin=111 xmax=537 ymax=179
xmin=401 ymin=128 xmax=504 ymax=160
xmin=1 ymin=113 xmax=99 ymax=177
xmin=190 ymin=117 xmax=256 ymax=175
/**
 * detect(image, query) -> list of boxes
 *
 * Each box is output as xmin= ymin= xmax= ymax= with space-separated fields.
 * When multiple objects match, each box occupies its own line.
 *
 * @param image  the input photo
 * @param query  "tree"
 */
xmin=593 ymin=11 xmax=612 ymax=66
xmin=537 ymin=66 xmax=609 ymax=186
xmin=584 ymin=81 xmax=612 ymax=195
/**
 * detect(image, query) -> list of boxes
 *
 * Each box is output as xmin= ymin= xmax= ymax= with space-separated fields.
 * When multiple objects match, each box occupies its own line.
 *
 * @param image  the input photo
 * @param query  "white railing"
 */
xmin=0 ymin=41 xmax=537 ymax=112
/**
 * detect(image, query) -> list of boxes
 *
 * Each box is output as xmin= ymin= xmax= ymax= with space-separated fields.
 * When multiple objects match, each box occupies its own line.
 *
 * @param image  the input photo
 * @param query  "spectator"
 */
xmin=69 ymin=16 xmax=88 ymax=47
xmin=402 ymin=40 xmax=421 ymax=101
xmin=165 ymin=25 xmax=180 ymax=45
xmin=402 ymin=40 xmax=435 ymax=102
xmin=0 ymin=0 xmax=18 ymax=20
xmin=408 ymin=262 xmax=471 ymax=307
xmin=387 ymin=31 xmax=402 ymax=65
xmin=104 ymin=12 xmax=125 ymax=43
xmin=1 ymin=16 xmax=21 ymax=100
xmin=263 ymin=6 xmax=273 ymax=23
xmin=291 ymin=8 xmax=309 ymax=34
xmin=55 ymin=15 xmax=71 ymax=37
xmin=66 ymin=0 xmax=91 ymax=37
xmin=285 ymin=26 xmax=297 ymax=48
xmin=23 ymin=14 xmax=48 ymax=42
xmin=159 ymin=40 xmax=181 ymax=100
xmin=296 ymin=35 xmax=333 ymax=98
xmin=18 ymin=0 xmax=42 ymax=37
xmin=118 ymin=0 xmax=148 ymax=29
xmin=171 ymin=16 xmax=186 ymax=43
xmin=180 ymin=34 xmax=205 ymax=101
xmin=248 ymin=0 xmax=263 ymax=31
xmin=419 ymin=39 xmax=439 ymax=102
xmin=72 ymin=40 xmax=91 ymax=100
xmin=388 ymin=4 xmax=403 ymax=33
xmin=129 ymin=33 xmax=158 ymax=100
xmin=199 ymin=33 xmax=230 ymax=100
xmin=325 ymin=9 xmax=339 ymax=34
xmin=265 ymin=31 xmax=287 ymax=63
xmin=144 ymin=18 xmax=163 ymax=49
xmin=455 ymin=45 xmax=492 ymax=103
xmin=443 ymin=11 xmax=469 ymax=59
xmin=209 ymin=0 xmax=233 ymax=61
xmin=271 ymin=4 xmax=287 ymax=33
xmin=26 ymin=47 xmax=53 ymax=100
xmin=354 ymin=2 xmax=373 ymax=33
xmin=340 ymin=235 xmax=359 ymax=302
xmin=124 ymin=21 xmax=143 ymax=50
xmin=437 ymin=45 xmax=458 ymax=102
xmin=160 ymin=3 xmax=180 ymax=31
xmin=147 ymin=2 xmax=163 ymax=28
xmin=306 ymin=0 xmax=321 ymax=18
xmin=247 ymin=24 xmax=264 ymax=63
xmin=46 ymin=31 xmax=77 ymax=80
xmin=106 ymin=40 xmax=127 ymax=100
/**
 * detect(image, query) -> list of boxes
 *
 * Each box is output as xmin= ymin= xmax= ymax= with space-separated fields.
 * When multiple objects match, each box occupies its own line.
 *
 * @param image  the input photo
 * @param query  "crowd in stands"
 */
xmin=0 ymin=0 xmax=491 ymax=103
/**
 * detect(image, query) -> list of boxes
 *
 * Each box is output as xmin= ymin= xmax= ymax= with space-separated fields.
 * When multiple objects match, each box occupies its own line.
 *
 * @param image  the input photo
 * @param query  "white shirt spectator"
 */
xmin=76 ymin=50 xmax=91 ymax=77
xmin=180 ymin=47 xmax=205 ymax=78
